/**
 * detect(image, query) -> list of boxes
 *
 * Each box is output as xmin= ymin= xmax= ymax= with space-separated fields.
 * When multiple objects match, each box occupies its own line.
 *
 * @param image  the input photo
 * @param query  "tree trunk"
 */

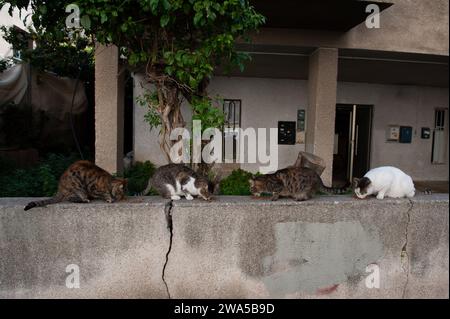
xmin=153 ymin=82 xmax=184 ymax=162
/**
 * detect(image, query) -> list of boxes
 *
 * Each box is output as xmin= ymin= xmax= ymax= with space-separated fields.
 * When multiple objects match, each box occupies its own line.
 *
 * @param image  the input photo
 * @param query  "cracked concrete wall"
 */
xmin=0 ymin=198 xmax=170 ymax=298
xmin=0 ymin=195 xmax=448 ymax=299
xmin=166 ymin=195 xmax=448 ymax=299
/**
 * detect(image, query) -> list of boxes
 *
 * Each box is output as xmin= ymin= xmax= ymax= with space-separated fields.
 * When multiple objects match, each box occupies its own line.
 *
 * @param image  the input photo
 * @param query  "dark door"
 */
xmin=333 ymin=104 xmax=373 ymax=185
xmin=353 ymin=105 xmax=372 ymax=178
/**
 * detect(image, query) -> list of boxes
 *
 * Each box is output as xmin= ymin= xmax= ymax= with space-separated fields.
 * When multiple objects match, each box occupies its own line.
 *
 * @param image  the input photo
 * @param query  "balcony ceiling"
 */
xmin=251 ymin=0 xmax=393 ymax=31
xmin=216 ymin=46 xmax=449 ymax=88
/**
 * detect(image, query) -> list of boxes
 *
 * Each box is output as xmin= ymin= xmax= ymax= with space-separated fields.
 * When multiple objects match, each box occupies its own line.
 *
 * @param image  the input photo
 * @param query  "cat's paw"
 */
xmin=171 ymin=195 xmax=181 ymax=200
xmin=376 ymin=194 xmax=385 ymax=200
xmin=185 ymin=194 xmax=194 ymax=200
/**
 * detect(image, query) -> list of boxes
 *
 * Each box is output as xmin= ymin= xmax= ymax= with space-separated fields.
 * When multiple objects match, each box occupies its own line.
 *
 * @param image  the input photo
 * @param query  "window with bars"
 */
xmin=222 ymin=99 xmax=241 ymax=162
xmin=432 ymin=109 xmax=448 ymax=164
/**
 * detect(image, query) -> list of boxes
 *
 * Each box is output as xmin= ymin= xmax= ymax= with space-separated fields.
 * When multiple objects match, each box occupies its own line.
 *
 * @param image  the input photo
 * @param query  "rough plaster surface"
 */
xmin=306 ymin=48 xmax=338 ymax=186
xmin=0 ymin=198 xmax=170 ymax=298
xmin=134 ymin=75 xmax=448 ymax=181
xmin=95 ymin=44 xmax=124 ymax=174
xmin=249 ymin=0 xmax=449 ymax=56
xmin=0 ymin=195 xmax=448 ymax=299
xmin=261 ymin=221 xmax=383 ymax=296
xmin=337 ymin=82 xmax=449 ymax=181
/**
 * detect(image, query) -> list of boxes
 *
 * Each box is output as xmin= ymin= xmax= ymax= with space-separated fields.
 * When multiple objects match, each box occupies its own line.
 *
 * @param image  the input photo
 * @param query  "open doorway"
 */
xmin=333 ymin=104 xmax=373 ymax=186
xmin=123 ymin=71 xmax=134 ymax=158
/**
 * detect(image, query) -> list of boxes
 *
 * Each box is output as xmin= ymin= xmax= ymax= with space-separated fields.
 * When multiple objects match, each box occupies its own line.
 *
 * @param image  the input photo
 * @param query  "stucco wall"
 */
xmin=208 ymin=76 xmax=308 ymax=172
xmin=134 ymin=75 xmax=448 ymax=181
xmin=251 ymin=0 xmax=449 ymax=56
xmin=345 ymin=0 xmax=449 ymax=55
xmin=337 ymin=82 xmax=449 ymax=181
xmin=95 ymin=45 xmax=125 ymax=174
xmin=134 ymin=75 xmax=308 ymax=172
xmin=133 ymin=73 xmax=193 ymax=167
xmin=0 ymin=195 xmax=448 ymax=298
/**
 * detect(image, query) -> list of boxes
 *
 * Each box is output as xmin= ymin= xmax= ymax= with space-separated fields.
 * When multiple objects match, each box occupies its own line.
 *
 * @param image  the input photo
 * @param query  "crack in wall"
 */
xmin=162 ymin=200 xmax=174 ymax=299
xmin=401 ymin=199 xmax=413 ymax=299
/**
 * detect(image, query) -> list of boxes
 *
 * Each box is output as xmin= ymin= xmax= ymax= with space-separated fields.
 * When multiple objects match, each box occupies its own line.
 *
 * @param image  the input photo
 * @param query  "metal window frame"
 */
xmin=222 ymin=99 xmax=242 ymax=162
xmin=431 ymin=108 xmax=448 ymax=164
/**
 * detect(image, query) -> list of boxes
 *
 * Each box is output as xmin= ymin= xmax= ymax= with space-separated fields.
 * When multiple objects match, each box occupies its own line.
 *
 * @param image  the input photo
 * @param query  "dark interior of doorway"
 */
xmin=124 ymin=72 xmax=134 ymax=157
xmin=333 ymin=104 xmax=372 ymax=186
xmin=333 ymin=106 xmax=351 ymax=186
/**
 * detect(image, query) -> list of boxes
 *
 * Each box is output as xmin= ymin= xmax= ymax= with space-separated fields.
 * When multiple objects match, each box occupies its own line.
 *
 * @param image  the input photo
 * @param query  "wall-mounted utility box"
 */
xmin=399 ymin=126 xmax=413 ymax=143
xmin=421 ymin=127 xmax=431 ymax=139
xmin=386 ymin=125 xmax=400 ymax=142
xmin=278 ymin=121 xmax=296 ymax=145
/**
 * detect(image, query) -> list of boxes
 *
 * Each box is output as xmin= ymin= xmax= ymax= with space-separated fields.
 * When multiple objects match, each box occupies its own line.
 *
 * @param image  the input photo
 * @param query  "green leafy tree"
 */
xmin=2 ymin=0 xmax=265 ymax=165
xmin=0 ymin=1 xmax=94 ymax=80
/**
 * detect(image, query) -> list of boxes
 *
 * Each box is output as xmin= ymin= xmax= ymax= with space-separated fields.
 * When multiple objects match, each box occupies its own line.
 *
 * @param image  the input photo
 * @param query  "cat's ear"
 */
xmin=359 ymin=177 xmax=371 ymax=188
xmin=352 ymin=178 xmax=360 ymax=188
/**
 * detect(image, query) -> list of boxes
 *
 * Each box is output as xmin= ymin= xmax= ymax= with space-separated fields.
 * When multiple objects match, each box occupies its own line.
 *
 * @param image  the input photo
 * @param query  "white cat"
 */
xmin=353 ymin=166 xmax=415 ymax=199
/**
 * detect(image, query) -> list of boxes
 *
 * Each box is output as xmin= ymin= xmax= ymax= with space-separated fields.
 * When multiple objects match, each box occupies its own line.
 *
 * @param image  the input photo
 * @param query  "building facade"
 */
xmin=97 ymin=0 xmax=449 ymax=185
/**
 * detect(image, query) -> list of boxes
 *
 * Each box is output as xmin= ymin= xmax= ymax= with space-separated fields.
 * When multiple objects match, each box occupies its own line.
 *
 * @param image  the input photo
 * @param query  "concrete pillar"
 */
xmin=94 ymin=44 xmax=124 ymax=174
xmin=306 ymin=48 xmax=338 ymax=186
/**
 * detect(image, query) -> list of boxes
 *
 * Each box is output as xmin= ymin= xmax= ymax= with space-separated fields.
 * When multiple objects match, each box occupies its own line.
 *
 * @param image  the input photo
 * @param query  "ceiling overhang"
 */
xmin=215 ymin=46 xmax=449 ymax=88
xmin=251 ymin=0 xmax=393 ymax=31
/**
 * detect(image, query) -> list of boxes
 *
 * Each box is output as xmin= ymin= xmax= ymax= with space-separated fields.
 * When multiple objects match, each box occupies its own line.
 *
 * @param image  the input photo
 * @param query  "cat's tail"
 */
xmin=318 ymin=178 xmax=351 ymax=195
xmin=135 ymin=178 xmax=154 ymax=196
xmin=24 ymin=195 xmax=64 ymax=211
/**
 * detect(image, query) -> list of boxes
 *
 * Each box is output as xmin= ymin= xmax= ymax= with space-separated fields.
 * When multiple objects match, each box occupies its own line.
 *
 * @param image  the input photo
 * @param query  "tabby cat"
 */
xmin=138 ymin=163 xmax=212 ymax=200
xmin=24 ymin=160 xmax=127 ymax=211
xmin=249 ymin=166 xmax=349 ymax=201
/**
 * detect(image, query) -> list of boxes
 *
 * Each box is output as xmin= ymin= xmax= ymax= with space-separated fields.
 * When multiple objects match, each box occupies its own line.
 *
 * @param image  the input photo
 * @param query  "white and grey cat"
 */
xmin=353 ymin=166 xmax=415 ymax=199
xmin=138 ymin=163 xmax=212 ymax=200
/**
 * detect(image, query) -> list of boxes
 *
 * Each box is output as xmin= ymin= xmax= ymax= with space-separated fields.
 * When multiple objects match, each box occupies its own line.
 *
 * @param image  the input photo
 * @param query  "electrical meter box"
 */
xmin=278 ymin=121 xmax=296 ymax=145
xmin=421 ymin=127 xmax=431 ymax=139
xmin=399 ymin=126 xmax=413 ymax=143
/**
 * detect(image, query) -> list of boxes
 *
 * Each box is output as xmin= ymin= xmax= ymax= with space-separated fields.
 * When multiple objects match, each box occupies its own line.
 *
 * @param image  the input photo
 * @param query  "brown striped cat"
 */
xmin=249 ymin=166 xmax=349 ymax=201
xmin=24 ymin=160 xmax=127 ymax=211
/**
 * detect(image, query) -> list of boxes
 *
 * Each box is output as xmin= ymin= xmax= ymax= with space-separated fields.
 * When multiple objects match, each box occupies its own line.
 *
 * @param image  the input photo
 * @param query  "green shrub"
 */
xmin=0 ymin=155 xmax=159 ymax=197
xmin=0 ymin=156 xmax=16 ymax=176
xmin=122 ymin=161 xmax=157 ymax=195
xmin=219 ymin=169 xmax=255 ymax=196
xmin=0 ymin=153 xmax=82 ymax=197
